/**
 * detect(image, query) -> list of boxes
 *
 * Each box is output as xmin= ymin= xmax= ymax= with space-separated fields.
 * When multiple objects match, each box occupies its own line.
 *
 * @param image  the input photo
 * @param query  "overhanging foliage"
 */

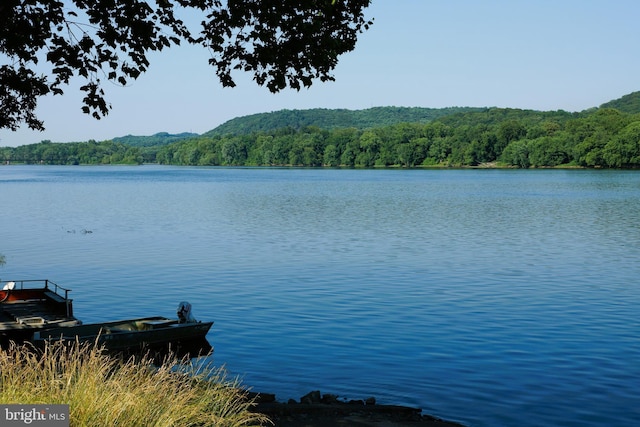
xmin=0 ymin=0 xmax=372 ymax=131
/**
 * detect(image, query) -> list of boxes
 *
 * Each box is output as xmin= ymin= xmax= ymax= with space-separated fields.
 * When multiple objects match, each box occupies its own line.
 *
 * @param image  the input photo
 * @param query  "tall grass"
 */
xmin=0 ymin=341 xmax=271 ymax=426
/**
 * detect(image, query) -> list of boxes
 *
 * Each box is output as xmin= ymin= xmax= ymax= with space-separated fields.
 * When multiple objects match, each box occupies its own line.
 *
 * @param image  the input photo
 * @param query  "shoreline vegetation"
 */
xmin=0 ymin=341 xmax=269 ymax=426
xmin=2 ymin=91 xmax=640 ymax=170
xmin=0 ymin=341 xmax=463 ymax=427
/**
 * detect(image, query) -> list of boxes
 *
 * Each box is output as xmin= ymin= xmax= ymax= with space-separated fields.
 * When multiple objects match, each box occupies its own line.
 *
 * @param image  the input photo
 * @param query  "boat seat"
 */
xmin=107 ymin=325 xmax=138 ymax=332
xmin=142 ymin=319 xmax=178 ymax=328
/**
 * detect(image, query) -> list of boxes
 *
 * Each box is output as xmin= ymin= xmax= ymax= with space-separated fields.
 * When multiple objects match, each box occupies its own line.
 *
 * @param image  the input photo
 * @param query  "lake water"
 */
xmin=1 ymin=165 xmax=639 ymax=426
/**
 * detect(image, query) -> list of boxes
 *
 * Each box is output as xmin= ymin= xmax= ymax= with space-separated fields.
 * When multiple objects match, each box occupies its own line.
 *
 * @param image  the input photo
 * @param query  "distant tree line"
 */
xmin=203 ymin=106 xmax=484 ymax=137
xmin=1 ymin=140 xmax=144 ymax=165
xmin=154 ymin=107 xmax=640 ymax=168
xmin=112 ymin=132 xmax=199 ymax=147
xmin=599 ymin=90 xmax=640 ymax=114
xmin=2 ymin=107 xmax=640 ymax=168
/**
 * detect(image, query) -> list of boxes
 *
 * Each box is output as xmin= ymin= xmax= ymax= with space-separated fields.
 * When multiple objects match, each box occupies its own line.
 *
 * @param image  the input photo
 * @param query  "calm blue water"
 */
xmin=1 ymin=165 xmax=639 ymax=426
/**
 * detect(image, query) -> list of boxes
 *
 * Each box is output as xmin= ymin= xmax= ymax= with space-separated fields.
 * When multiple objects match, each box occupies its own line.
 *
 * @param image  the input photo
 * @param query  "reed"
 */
xmin=0 ymin=341 xmax=270 ymax=427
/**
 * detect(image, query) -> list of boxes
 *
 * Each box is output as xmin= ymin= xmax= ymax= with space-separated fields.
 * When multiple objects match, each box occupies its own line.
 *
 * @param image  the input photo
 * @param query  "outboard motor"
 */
xmin=177 ymin=301 xmax=197 ymax=323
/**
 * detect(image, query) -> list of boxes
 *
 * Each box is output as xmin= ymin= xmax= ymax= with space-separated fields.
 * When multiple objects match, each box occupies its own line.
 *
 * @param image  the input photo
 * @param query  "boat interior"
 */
xmin=0 ymin=299 xmax=79 ymax=330
xmin=38 ymin=317 xmax=181 ymax=339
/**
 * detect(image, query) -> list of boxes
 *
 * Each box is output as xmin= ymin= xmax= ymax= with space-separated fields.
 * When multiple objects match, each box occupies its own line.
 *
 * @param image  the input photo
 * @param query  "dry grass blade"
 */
xmin=0 ymin=341 xmax=271 ymax=426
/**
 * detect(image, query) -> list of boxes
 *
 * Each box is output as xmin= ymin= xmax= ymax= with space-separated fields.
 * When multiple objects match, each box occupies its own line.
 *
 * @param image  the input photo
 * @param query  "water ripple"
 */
xmin=1 ymin=166 xmax=639 ymax=426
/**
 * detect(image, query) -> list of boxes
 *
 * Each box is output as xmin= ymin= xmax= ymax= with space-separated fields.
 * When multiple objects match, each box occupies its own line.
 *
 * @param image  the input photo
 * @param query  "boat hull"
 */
xmin=33 ymin=317 xmax=214 ymax=354
xmin=3 ymin=280 xmax=214 ymax=359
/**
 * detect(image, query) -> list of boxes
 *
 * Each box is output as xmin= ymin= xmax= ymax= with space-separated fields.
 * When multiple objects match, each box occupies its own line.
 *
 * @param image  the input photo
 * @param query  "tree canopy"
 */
xmin=203 ymin=106 xmax=485 ymax=136
xmin=599 ymin=91 xmax=640 ymax=114
xmin=0 ymin=0 xmax=372 ymax=131
xmin=4 ymin=104 xmax=640 ymax=169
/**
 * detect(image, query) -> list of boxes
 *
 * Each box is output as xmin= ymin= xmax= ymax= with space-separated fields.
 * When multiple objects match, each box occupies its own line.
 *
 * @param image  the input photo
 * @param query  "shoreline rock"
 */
xmin=248 ymin=390 xmax=465 ymax=427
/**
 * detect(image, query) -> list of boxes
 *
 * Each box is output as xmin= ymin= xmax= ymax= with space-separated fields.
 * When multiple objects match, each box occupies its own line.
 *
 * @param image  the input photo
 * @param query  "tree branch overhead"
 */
xmin=0 ymin=0 xmax=372 ymax=131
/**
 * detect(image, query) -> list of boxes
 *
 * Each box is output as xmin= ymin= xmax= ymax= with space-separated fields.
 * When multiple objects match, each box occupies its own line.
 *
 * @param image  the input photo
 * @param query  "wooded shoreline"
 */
xmin=3 ymin=92 xmax=640 ymax=169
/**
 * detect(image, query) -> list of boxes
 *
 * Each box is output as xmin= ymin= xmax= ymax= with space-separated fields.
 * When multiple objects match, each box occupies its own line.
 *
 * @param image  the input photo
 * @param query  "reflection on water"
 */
xmin=1 ymin=166 xmax=639 ymax=427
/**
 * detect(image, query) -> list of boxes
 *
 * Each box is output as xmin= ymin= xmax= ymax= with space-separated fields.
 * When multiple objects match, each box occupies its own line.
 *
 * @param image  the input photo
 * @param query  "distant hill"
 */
xmin=599 ymin=91 xmax=640 ymax=114
xmin=8 ymin=91 xmax=640 ymax=168
xmin=112 ymin=92 xmax=639 ymax=145
xmin=112 ymin=132 xmax=198 ymax=147
xmin=435 ymin=107 xmax=578 ymax=128
xmin=203 ymin=106 xmax=486 ymax=136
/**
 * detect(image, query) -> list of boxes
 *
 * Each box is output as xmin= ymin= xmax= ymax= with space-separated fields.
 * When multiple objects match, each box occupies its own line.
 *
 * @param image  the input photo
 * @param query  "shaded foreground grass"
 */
xmin=0 ymin=341 xmax=271 ymax=426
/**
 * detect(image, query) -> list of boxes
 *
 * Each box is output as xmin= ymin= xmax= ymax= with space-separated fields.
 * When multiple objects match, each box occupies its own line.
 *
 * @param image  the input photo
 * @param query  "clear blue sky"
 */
xmin=2 ymin=0 xmax=639 ymax=147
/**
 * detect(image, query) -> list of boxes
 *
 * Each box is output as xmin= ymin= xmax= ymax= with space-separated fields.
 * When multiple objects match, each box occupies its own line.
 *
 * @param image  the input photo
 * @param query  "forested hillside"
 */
xmin=203 ymin=106 xmax=485 ymax=136
xmin=151 ymin=107 xmax=640 ymax=168
xmin=3 ymin=93 xmax=640 ymax=168
xmin=112 ymin=132 xmax=198 ymax=147
xmin=599 ymin=91 xmax=640 ymax=114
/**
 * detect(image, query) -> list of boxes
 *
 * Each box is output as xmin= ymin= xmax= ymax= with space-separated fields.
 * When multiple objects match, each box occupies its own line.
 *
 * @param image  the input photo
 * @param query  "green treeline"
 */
xmin=599 ymin=91 xmax=640 ymax=114
xmin=2 ymin=106 xmax=640 ymax=168
xmin=155 ymin=107 xmax=640 ymax=168
xmin=112 ymin=132 xmax=199 ymax=147
xmin=1 ymin=140 xmax=146 ymax=165
xmin=203 ymin=106 xmax=484 ymax=136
